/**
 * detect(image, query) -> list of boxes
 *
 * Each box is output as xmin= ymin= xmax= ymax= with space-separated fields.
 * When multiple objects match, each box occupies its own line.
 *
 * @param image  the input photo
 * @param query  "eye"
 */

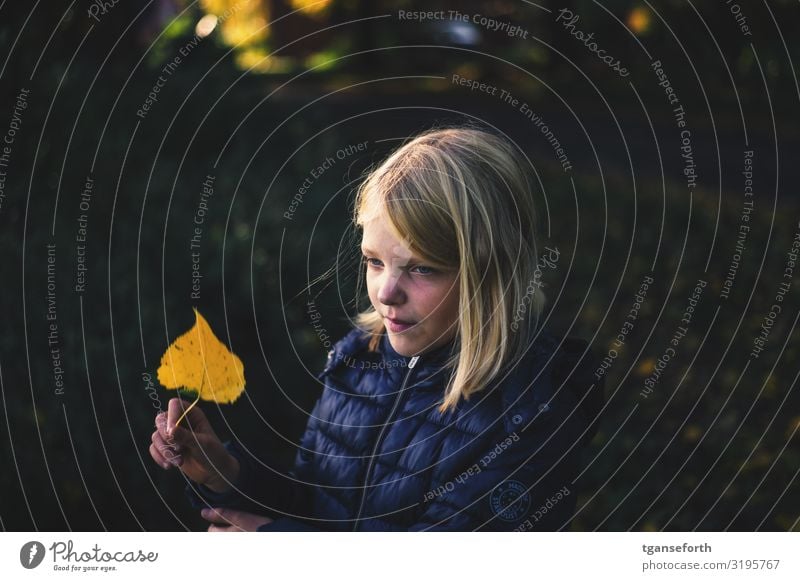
xmin=363 ymin=256 xmax=383 ymax=269
xmin=410 ymin=265 xmax=436 ymax=275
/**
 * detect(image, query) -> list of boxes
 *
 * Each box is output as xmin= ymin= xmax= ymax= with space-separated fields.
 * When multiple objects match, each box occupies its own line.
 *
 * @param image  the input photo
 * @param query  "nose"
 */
xmin=377 ymin=268 xmax=406 ymax=306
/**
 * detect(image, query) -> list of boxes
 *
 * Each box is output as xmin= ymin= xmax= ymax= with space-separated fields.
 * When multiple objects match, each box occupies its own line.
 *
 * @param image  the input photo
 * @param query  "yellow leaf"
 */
xmin=157 ymin=308 xmax=245 ymax=404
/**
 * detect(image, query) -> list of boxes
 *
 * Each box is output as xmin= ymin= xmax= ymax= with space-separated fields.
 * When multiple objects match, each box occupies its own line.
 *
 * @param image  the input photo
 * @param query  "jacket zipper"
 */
xmin=352 ymin=355 xmax=419 ymax=531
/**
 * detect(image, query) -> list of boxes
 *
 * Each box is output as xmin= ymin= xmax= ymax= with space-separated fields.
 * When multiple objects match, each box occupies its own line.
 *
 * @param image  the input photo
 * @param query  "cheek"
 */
xmin=365 ymin=272 xmax=379 ymax=307
xmin=420 ymin=281 xmax=459 ymax=324
xmin=365 ymin=274 xmax=375 ymax=305
xmin=439 ymin=290 xmax=460 ymax=325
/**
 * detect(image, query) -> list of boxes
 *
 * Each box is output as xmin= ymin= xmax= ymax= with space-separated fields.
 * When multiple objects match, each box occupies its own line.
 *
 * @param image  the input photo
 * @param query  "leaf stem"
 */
xmin=174 ymin=392 xmax=201 ymax=429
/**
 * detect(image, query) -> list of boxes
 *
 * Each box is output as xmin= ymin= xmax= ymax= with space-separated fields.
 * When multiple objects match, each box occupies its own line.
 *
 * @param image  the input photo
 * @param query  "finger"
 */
xmin=149 ymin=443 xmax=172 ymax=470
xmin=166 ymin=398 xmax=192 ymax=433
xmin=155 ymin=413 xmax=172 ymax=441
xmin=151 ymin=431 xmax=182 ymax=466
xmin=167 ymin=398 xmax=206 ymax=434
xmin=168 ymin=422 xmax=211 ymax=450
xmin=201 ymin=507 xmax=237 ymax=526
xmin=207 ymin=524 xmax=235 ymax=532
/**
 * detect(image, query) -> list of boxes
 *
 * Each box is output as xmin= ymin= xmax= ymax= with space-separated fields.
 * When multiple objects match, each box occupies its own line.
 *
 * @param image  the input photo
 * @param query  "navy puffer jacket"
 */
xmin=188 ymin=327 xmax=603 ymax=531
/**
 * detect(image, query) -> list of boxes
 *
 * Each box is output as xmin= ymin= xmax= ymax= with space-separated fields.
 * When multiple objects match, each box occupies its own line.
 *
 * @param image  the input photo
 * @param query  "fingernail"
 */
xmin=201 ymin=509 xmax=210 ymax=518
xmin=169 ymin=455 xmax=182 ymax=466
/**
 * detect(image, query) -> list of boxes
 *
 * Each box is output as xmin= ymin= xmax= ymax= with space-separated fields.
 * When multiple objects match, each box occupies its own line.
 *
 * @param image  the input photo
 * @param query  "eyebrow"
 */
xmin=361 ymin=247 xmax=420 ymax=264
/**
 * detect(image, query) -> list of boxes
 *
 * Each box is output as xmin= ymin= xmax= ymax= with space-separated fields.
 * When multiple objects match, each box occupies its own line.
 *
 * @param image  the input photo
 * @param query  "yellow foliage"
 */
xmin=642 ymin=522 xmax=658 ymax=532
xmin=636 ymin=357 xmax=656 ymax=377
xmin=627 ymin=7 xmax=652 ymax=35
xmin=682 ymin=425 xmax=703 ymax=443
xmin=786 ymin=416 xmax=800 ymax=440
xmin=199 ymin=0 xmax=229 ymax=13
xmin=200 ymin=0 xmax=270 ymax=46
xmin=157 ymin=308 xmax=245 ymax=404
xmin=290 ymin=0 xmax=333 ymax=17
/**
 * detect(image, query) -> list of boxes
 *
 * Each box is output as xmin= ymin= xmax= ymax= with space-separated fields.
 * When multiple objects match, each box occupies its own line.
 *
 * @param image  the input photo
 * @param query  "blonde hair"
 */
xmin=353 ymin=126 xmax=546 ymax=413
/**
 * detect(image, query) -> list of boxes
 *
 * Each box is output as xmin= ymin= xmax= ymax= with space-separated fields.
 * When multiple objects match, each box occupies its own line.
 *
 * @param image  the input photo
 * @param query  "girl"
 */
xmin=149 ymin=126 xmax=603 ymax=531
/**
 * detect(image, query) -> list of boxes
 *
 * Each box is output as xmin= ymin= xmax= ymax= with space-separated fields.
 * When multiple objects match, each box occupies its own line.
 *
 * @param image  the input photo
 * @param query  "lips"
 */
xmin=385 ymin=316 xmax=416 ymax=333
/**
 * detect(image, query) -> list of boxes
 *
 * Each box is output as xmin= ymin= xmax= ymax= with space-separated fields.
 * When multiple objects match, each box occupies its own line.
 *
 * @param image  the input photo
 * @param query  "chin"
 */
xmin=386 ymin=334 xmax=418 ymax=357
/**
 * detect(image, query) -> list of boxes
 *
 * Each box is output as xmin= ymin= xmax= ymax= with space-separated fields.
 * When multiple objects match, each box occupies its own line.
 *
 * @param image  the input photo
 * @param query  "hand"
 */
xmin=201 ymin=508 xmax=274 ymax=532
xmin=149 ymin=398 xmax=240 ymax=493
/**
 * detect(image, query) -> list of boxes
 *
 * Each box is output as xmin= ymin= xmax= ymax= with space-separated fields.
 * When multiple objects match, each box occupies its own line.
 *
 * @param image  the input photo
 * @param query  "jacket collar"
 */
xmin=379 ymin=332 xmax=456 ymax=387
xmin=323 ymin=327 xmax=564 ymax=428
xmin=321 ymin=328 xmax=453 ymax=382
xmin=380 ymin=332 xmax=455 ymax=363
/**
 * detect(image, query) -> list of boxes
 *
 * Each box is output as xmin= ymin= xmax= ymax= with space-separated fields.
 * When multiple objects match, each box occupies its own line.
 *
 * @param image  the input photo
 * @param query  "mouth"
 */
xmin=385 ymin=316 xmax=416 ymax=333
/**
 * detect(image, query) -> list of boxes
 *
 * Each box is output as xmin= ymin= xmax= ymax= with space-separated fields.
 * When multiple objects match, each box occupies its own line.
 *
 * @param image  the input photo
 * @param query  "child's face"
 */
xmin=361 ymin=214 xmax=459 ymax=357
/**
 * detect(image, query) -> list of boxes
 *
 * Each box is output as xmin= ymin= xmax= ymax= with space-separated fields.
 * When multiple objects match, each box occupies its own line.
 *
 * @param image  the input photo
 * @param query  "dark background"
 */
xmin=0 ymin=0 xmax=798 ymax=531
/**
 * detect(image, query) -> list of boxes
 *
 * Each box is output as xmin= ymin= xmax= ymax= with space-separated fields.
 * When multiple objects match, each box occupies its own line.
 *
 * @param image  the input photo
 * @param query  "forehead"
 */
xmin=360 ymin=215 xmax=413 ymax=257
